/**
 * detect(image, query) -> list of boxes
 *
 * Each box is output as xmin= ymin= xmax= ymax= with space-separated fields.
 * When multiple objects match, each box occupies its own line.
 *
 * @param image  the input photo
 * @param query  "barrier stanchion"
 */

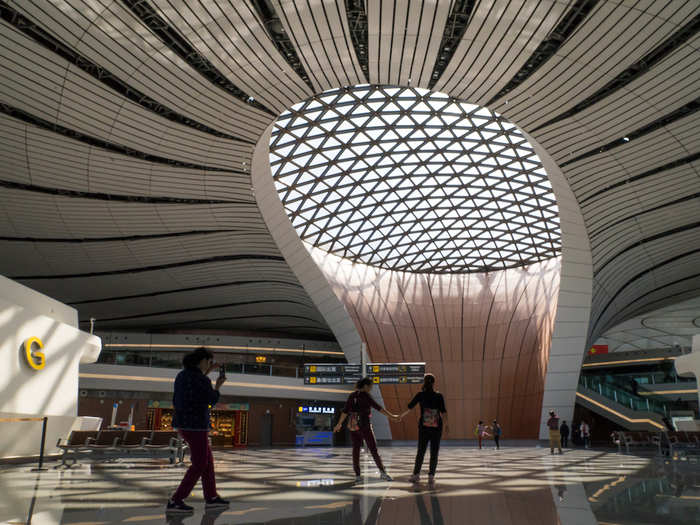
xmin=31 ymin=417 xmax=49 ymax=472
xmin=0 ymin=416 xmax=49 ymax=471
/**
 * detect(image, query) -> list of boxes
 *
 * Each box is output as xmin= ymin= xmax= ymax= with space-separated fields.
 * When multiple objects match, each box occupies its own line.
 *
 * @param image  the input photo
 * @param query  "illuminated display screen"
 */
xmin=298 ymin=405 xmax=336 ymax=414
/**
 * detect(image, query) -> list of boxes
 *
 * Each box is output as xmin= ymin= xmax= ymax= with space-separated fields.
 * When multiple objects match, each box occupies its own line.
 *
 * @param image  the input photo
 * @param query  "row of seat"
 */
xmin=57 ymin=430 xmax=188 ymax=468
xmin=613 ymin=430 xmax=700 ymax=456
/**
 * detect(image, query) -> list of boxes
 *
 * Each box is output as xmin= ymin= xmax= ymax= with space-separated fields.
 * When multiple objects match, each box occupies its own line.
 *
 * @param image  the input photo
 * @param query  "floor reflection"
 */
xmin=0 ymin=447 xmax=698 ymax=524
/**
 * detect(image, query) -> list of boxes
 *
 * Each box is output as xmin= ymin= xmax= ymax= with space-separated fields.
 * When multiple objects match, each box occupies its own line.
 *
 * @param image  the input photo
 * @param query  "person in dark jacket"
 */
xmin=167 ymin=348 xmax=227 ymax=514
xmin=492 ymin=420 xmax=502 ymax=450
xmin=560 ymin=420 xmax=570 ymax=448
xmin=333 ymin=377 xmax=399 ymax=483
xmin=400 ymin=373 xmax=449 ymax=487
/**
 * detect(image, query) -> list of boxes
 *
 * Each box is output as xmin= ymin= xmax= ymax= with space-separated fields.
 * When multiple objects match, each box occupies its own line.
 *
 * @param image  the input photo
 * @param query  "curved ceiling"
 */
xmin=596 ymin=295 xmax=700 ymax=352
xmin=0 ymin=0 xmax=698 ymax=343
xmin=270 ymin=84 xmax=560 ymax=274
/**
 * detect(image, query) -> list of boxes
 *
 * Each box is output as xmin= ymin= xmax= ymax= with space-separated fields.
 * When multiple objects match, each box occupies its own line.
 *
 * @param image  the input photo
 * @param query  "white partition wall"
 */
xmin=0 ymin=275 xmax=101 ymax=458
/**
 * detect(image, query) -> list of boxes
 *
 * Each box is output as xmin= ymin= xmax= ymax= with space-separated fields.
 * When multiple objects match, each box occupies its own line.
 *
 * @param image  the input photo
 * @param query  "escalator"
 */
xmin=576 ymin=376 xmax=668 ymax=431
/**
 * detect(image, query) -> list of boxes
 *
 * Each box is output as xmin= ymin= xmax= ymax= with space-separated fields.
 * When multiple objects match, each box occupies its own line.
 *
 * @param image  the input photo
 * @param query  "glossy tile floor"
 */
xmin=1 ymin=447 xmax=698 ymax=524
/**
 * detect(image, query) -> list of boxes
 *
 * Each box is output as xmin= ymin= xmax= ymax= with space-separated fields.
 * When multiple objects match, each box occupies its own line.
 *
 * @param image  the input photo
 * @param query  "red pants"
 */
xmin=172 ymin=430 xmax=217 ymax=502
xmin=478 ymin=435 xmax=483 ymax=449
xmin=351 ymin=425 xmax=384 ymax=476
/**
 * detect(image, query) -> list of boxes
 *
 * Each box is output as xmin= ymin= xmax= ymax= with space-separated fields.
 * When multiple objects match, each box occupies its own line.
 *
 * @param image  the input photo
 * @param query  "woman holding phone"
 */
xmin=399 ymin=373 xmax=448 ymax=487
xmin=334 ymin=377 xmax=400 ymax=483
xmin=167 ymin=347 xmax=228 ymax=513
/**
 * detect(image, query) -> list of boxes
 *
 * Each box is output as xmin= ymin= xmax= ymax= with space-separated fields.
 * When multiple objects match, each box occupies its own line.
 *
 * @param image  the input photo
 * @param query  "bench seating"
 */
xmin=667 ymin=431 xmax=700 ymax=457
xmin=57 ymin=430 xmax=187 ymax=468
xmin=618 ymin=431 xmax=663 ymax=455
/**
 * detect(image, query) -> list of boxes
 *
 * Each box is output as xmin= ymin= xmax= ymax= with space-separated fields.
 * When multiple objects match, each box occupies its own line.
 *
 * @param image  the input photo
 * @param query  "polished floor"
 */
xmin=1 ymin=446 xmax=698 ymax=524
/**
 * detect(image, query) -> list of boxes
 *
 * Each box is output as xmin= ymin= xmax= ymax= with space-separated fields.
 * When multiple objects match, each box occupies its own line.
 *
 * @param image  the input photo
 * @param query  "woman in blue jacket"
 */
xmin=167 ymin=348 xmax=227 ymax=513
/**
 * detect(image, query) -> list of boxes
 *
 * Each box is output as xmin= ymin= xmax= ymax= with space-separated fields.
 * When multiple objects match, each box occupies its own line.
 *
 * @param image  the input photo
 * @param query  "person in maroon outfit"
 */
xmin=333 ymin=377 xmax=400 ymax=483
xmin=166 ymin=348 xmax=228 ymax=514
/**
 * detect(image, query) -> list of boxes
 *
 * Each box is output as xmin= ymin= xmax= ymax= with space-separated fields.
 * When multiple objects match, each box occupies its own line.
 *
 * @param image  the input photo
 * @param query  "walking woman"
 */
xmin=167 ymin=348 xmax=228 ymax=513
xmin=333 ymin=377 xmax=399 ymax=483
xmin=399 ymin=373 xmax=448 ymax=487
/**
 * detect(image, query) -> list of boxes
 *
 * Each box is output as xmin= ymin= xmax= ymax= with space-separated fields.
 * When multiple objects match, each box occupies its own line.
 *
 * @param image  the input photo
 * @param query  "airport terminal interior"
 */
xmin=0 ymin=1 xmax=699 ymax=524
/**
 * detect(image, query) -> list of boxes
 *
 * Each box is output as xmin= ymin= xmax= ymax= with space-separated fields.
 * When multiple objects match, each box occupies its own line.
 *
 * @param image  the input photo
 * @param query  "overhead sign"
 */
xmin=303 ymin=362 xmax=425 ymax=385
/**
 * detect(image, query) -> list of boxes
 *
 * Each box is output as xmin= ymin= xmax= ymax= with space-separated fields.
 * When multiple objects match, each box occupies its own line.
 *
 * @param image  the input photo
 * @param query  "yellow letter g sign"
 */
xmin=24 ymin=337 xmax=45 ymax=370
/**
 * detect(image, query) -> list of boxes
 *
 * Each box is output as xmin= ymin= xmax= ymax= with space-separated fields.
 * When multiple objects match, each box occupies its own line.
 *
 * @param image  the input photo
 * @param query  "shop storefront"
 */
xmin=147 ymin=400 xmax=249 ymax=448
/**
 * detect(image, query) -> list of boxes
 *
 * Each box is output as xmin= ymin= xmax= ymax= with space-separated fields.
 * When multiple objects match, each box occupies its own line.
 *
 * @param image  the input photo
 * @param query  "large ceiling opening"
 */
xmin=269 ymin=85 xmax=561 ymax=274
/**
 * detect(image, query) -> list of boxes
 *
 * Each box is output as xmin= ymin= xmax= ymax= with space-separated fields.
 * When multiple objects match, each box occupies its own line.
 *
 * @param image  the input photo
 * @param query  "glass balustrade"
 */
xmin=97 ymin=349 xmax=304 ymax=379
xmin=579 ymin=375 xmax=669 ymax=415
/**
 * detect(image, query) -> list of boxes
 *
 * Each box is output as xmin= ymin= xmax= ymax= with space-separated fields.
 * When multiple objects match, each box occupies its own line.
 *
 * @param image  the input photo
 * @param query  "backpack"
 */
xmin=347 ymin=392 xmax=361 ymax=432
xmin=422 ymin=408 xmax=439 ymax=428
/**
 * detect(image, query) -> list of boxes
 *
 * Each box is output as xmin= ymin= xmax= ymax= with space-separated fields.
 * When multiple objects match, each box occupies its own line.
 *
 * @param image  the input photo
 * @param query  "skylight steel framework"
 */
xmin=269 ymin=85 xmax=561 ymax=274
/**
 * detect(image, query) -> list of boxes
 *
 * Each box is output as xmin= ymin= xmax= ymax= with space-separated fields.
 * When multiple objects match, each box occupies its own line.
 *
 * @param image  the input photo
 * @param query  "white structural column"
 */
xmin=252 ymin=124 xmax=392 ymax=439
xmin=524 ymin=132 xmax=595 ymax=439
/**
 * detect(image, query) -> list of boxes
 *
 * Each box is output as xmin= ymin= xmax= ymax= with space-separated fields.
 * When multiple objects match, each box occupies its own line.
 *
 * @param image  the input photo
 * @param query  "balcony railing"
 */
xmin=97 ymin=349 xmax=307 ymax=378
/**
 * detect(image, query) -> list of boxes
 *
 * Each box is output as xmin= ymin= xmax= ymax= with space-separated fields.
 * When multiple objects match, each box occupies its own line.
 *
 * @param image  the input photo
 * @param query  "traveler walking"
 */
xmin=546 ymin=410 xmax=562 ymax=455
xmin=580 ymin=421 xmax=591 ymax=449
xmin=560 ymin=420 xmax=569 ymax=448
xmin=399 ymin=373 xmax=449 ymax=487
xmin=333 ymin=377 xmax=399 ymax=483
xmin=476 ymin=421 xmax=490 ymax=450
xmin=167 ymin=348 xmax=228 ymax=514
xmin=492 ymin=420 xmax=502 ymax=450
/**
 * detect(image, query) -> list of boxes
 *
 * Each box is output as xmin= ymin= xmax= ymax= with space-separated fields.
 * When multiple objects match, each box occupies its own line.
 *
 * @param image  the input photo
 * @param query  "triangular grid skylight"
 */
xmin=269 ymin=85 xmax=561 ymax=273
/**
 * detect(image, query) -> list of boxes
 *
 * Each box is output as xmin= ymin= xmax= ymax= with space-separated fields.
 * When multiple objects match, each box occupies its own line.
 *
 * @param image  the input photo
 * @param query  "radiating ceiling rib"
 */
xmin=76 ymin=288 xmax=321 ymax=320
xmin=249 ymin=0 xmax=315 ymax=93
xmin=596 ymin=222 xmax=700 ymax=275
xmin=580 ymin=153 xmax=700 ymax=204
xmin=486 ymin=0 xmax=600 ymax=105
xmin=272 ymin=0 xmax=363 ymax=93
xmin=0 ymin=230 xmax=237 ymax=244
xmin=365 ymin=0 xmax=449 ymax=87
xmin=533 ymin=13 xmax=700 ymax=131
xmin=12 ymin=0 xmax=268 ymax=139
xmin=455 ymin=1 xmax=566 ymax=104
xmin=0 ymin=21 xmax=252 ymax=169
xmin=593 ymin=250 xmax=700 ymax=334
xmin=0 ymin=1 xmax=252 ymax=144
xmin=0 ymin=103 xmax=245 ymax=175
xmin=565 ymin=119 xmax=700 ymax=200
xmin=344 ymin=0 xmax=369 ymax=82
xmin=426 ymin=0 xmax=476 ymax=89
xmin=8 ymin=254 xmax=286 ymax=280
xmin=508 ymin=1 xmax=697 ymax=126
xmin=0 ymin=113 xmax=255 ymax=200
xmin=70 ymin=279 xmax=304 ymax=306
xmin=0 ymin=179 xmax=248 ymax=205
xmin=150 ymin=0 xmax=307 ymax=112
xmin=560 ymin=101 xmax=699 ymax=167
xmin=120 ymin=0 xmax=275 ymax=116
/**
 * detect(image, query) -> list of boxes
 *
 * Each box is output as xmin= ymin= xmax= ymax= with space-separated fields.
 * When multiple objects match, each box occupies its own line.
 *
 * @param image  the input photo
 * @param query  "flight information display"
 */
xmin=303 ymin=362 xmax=425 ymax=385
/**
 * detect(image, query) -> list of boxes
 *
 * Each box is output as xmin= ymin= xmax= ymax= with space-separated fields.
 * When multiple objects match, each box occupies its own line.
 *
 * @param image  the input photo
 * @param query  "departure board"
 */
xmin=303 ymin=362 xmax=425 ymax=385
